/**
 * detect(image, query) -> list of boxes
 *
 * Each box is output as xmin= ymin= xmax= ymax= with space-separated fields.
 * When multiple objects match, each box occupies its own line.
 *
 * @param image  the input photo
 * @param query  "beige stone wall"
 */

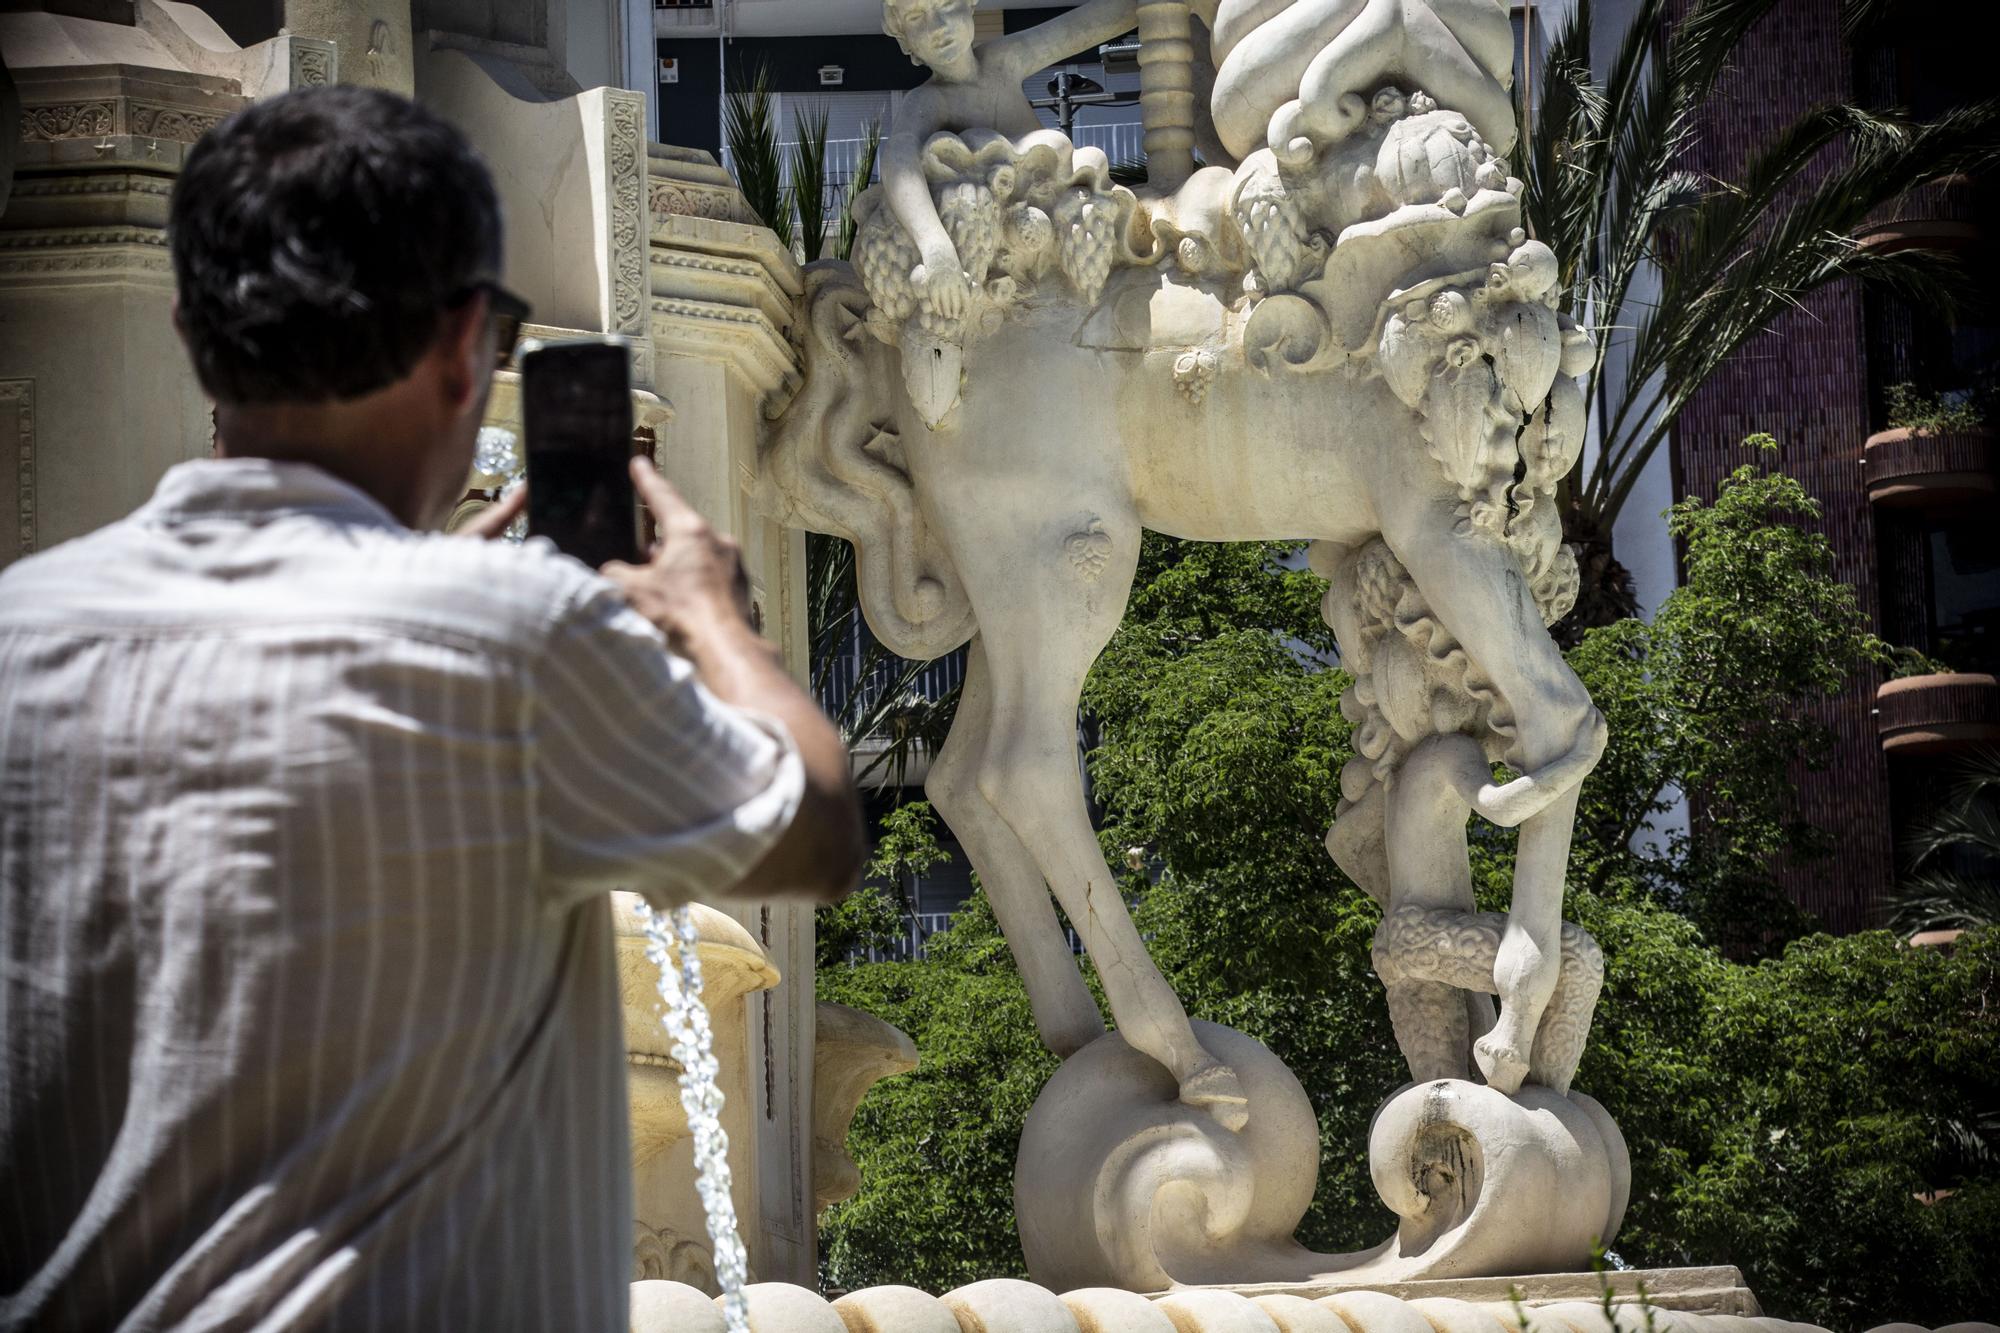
xmin=279 ymin=0 xmax=415 ymax=94
xmin=0 ymin=275 xmax=211 ymax=561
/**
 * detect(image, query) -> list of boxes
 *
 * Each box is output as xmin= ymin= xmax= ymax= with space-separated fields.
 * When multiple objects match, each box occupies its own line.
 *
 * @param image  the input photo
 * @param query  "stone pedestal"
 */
xmin=0 ymin=2 xmax=337 ymax=565
xmin=1016 ymin=1024 xmax=1630 ymax=1295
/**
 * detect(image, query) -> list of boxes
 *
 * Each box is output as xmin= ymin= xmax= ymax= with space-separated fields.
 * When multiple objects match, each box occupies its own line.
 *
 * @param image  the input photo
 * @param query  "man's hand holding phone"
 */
xmin=600 ymin=458 xmax=758 ymax=660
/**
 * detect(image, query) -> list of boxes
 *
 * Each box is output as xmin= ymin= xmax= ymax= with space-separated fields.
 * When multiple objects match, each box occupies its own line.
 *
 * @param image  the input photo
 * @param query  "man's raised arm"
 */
xmin=995 ymin=0 xmax=1139 ymax=76
xmin=601 ymin=458 xmax=866 ymax=904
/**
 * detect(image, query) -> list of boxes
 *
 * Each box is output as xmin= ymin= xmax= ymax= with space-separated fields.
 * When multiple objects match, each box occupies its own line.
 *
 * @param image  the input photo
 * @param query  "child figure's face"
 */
xmin=889 ymin=0 xmax=976 ymax=73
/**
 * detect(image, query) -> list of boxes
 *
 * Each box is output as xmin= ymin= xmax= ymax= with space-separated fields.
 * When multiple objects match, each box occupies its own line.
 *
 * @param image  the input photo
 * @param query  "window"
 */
xmin=1928 ymin=519 xmax=2000 ymax=674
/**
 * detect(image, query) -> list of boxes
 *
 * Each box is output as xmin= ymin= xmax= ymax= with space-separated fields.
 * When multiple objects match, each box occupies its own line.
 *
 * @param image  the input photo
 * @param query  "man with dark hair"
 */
xmin=0 ymin=85 xmax=864 ymax=1331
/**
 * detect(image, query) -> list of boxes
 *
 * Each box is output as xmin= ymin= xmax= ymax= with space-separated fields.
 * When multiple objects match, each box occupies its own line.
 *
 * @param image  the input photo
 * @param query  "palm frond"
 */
xmin=1889 ymin=747 xmax=2000 ymax=935
xmin=1585 ymin=100 xmax=2000 ymax=519
xmin=805 ymin=529 xmax=962 ymax=789
xmin=1529 ymin=0 xmax=2000 ymax=558
xmin=723 ymin=60 xmax=793 ymax=251
xmin=1841 ymin=0 xmax=1903 ymax=38
xmin=1886 ymin=869 xmax=2000 ymax=935
xmin=790 ymin=102 xmax=831 ymax=263
xmin=1903 ymin=747 xmax=2000 ymax=868
xmin=836 ymin=119 xmax=882 ymax=262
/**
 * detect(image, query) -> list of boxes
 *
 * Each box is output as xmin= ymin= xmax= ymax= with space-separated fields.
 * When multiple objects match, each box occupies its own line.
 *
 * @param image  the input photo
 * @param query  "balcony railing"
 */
xmin=1863 ymin=426 xmax=1999 ymax=507
xmin=848 ymin=911 xmax=1086 ymax=963
xmin=1856 ymin=173 xmax=1983 ymax=254
xmin=816 ymin=642 xmax=965 ymax=718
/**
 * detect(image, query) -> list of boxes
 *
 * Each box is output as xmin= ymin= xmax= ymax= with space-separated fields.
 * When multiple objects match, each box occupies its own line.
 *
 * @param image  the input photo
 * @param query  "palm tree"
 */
xmin=722 ymin=63 xmax=879 ymax=265
xmin=804 ymin=532 xmax=961 ymax=790
xmin=1519 ymin=0 xmax=2000 ymax=631
xmin=1888 ymin=748 xmax=2000 ymax=936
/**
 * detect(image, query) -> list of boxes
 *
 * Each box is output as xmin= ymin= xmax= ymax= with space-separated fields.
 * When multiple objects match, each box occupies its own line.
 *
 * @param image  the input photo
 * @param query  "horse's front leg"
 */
xmin=1373 ymin=469 xmax=1603 ymax=1095
xmin=927 ymin=636 xmax=1107 ymax=1057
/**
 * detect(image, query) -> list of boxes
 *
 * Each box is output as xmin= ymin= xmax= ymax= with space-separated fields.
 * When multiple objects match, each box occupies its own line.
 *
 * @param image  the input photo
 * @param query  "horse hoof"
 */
xmin=1473 ymin=1034 xmax=1529 ymax=1095
xmin=1180 ymin=1061 xmax=1250 ymax=1132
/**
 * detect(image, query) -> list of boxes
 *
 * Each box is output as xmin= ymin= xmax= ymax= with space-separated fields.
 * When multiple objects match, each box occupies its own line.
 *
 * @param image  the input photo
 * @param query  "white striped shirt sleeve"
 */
xmin=530 ymin=579 xmax=806 ymax=908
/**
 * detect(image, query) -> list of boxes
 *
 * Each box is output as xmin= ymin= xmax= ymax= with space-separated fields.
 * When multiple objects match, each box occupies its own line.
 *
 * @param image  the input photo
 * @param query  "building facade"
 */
xmin=1664 ymin=0 xmax=1999 ymax=932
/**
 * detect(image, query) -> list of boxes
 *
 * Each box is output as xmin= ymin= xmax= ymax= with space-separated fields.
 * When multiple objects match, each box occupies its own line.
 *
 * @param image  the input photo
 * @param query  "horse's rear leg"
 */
xmin=927 ymin=636 xmax=1106 ymax=1056
xmin=1375 ymin=479 xmax=1603 ymax=1095
xmin=1475 ymin=789 xmax=1580 ymax=1092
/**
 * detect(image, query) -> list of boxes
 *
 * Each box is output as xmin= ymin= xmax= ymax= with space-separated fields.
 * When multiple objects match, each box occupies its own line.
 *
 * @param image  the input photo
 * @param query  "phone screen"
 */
xmin=521 ymin=340 xmax=643 ymax=569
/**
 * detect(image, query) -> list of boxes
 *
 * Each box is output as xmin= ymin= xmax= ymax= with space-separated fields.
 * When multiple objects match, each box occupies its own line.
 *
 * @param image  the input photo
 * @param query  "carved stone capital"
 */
xmin=648 ymin=214 xmax=802 ymax=404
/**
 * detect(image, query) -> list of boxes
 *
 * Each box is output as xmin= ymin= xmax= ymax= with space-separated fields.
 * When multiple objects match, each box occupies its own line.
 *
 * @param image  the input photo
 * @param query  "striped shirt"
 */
xmin=0 ymin=459 xmax=804 ymax=1331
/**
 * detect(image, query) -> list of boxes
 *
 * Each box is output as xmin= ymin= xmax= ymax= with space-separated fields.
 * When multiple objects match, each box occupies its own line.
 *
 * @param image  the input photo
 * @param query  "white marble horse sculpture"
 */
xmin=761 ymin=0 xmax=1626 ymax=1289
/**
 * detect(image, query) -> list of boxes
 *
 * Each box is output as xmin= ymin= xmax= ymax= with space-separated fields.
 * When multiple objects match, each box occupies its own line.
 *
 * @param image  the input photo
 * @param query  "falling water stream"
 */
xmin=636 ymin=902 xmax=753 ymax=1332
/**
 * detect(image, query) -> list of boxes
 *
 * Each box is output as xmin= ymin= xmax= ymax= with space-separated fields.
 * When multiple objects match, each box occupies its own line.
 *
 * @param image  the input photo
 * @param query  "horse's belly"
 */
xmin=919 ymin=314 xmax=1392 ymax=547
xmin=1120 ymin=357 xmax=1386 ymax=545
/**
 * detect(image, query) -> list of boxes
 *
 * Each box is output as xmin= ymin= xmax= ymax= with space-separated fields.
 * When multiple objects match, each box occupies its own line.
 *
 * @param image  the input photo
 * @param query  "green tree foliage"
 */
xmin=1081 ymin=540 xmax=1404 ymax=1246
xmin=1567 ymin=455 xmax=1889 ymax=950
xmin=815 ymin=801 xmax=957 ymax=970
xmin=816 ymin=463 xmax=1997 ymax=1324
xmin=1662 ymin=930 xmax=1999 ymax=1326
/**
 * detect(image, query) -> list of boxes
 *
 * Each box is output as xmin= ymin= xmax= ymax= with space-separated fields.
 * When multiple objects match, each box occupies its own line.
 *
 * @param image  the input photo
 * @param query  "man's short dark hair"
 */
xmin=170 ymin=85 xmax=503 ymax=405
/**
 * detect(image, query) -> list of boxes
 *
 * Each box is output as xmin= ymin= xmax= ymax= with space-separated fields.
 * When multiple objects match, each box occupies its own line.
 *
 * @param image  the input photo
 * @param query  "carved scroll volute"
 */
xmin=812 ymin=1001 xmax=919 ymax=1212
xmin=612 ymin=894 xmax=781 ymax=1163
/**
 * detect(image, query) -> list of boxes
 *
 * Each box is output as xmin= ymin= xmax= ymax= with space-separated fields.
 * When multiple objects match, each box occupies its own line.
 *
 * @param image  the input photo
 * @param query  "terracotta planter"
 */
xmin=1875 ymin=671 xmax=2000 ymax=755
xmin=1862 ymin=426 xmax=1998 ymax=507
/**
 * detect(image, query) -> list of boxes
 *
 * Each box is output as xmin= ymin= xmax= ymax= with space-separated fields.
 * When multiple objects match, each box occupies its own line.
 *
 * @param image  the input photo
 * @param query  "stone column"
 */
xmin=646 ymin=146 xmax=821 ymax=1287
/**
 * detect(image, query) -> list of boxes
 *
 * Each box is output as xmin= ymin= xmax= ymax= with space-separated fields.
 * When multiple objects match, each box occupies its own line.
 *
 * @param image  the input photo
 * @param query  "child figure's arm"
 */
xmin=991 ymin=0 xmax=1140 ymax=76
xmin=882 ymin=88 xmax=973 ymax=322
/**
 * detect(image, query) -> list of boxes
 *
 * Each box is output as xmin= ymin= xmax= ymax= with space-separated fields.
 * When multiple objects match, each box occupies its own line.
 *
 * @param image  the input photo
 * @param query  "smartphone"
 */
xmin=520 ymin=338 xmax=644 ymax=569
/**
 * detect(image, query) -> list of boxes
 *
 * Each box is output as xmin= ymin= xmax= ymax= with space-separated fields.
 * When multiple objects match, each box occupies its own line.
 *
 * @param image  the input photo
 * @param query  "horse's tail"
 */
xmin=758 ymin=262 xmax=977 ymax=661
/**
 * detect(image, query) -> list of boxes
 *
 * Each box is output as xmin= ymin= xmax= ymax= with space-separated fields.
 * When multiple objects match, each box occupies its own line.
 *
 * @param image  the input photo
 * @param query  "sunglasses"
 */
xmin=452 ymin=280 xmax=533 ymax=370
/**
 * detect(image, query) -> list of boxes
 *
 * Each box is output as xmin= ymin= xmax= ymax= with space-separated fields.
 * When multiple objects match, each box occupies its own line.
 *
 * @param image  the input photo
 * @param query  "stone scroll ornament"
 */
xmin=762 ymin=0 xmax=1622 ymax=1293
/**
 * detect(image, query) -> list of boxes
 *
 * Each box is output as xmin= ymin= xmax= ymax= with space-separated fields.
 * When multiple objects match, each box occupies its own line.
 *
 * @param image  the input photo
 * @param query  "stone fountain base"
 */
xmin=1182 ymin=1264 xmax=1760 ymax=1316
xmin=627 ymin=1272 xmax=1982 ymax=1333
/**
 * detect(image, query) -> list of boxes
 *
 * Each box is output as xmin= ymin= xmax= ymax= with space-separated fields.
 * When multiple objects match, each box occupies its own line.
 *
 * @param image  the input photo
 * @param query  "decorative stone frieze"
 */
xmin=649 ymin=144 xmax=755 ymax=227
xmin=19 ymin=101 xmax=114 ymax=141
xmin=7 ymin=60 xmax=246 ymax=182
xmin=607 ymin=90 xmax=648 ymax=340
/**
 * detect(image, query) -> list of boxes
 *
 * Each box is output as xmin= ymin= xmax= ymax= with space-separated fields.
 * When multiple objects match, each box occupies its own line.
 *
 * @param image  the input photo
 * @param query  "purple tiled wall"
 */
xmin=1668 ymin=0 xmax=1893 ymax=932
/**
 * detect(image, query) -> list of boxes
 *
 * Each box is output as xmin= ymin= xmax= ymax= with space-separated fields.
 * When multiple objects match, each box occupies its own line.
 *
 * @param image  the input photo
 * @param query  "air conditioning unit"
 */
xmin=819 ymin=64 xmax=845 ymax=86
xmin=1099 ymin=38 xmax=1140 ymax=76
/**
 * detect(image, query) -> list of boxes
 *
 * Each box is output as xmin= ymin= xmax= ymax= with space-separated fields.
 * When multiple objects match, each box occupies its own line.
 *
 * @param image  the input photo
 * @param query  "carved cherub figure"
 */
xmin=881 ymin=0 xmax=1139 ymax=321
